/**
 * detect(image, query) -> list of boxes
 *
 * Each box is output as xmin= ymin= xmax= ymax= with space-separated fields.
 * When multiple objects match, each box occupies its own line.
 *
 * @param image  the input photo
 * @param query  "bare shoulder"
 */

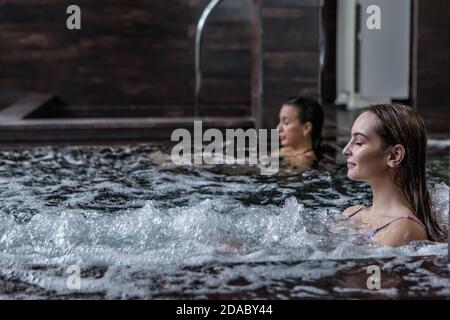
xmin=302 ymin=150 xmax=317 ymax=161
xmin=375 ymin=218 xmax=428 ymax=247
xmin=283 ymin=156 xmax=313 ymax=171
xmin=342 ymin=205 xmax=365 ymax=217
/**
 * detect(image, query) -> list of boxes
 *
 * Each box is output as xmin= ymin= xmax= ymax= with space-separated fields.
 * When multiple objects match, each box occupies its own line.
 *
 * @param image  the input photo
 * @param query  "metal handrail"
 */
xmin=194 ymin=0 xmax=223 ymax=117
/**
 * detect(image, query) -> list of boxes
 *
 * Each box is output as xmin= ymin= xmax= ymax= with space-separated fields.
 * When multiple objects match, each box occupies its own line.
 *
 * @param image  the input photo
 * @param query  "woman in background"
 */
xmin=276 ymin=96 xmax=324 ymax=171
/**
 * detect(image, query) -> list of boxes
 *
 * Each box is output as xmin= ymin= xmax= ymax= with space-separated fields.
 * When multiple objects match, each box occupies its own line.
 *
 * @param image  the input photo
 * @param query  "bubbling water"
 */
xmin=0 ymin=144 xmax=448 ymax=298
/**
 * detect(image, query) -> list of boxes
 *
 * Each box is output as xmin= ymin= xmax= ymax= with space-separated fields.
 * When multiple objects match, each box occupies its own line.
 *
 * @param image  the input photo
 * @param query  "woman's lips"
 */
xmin=347 ymin=162 xmax=356 ymax=168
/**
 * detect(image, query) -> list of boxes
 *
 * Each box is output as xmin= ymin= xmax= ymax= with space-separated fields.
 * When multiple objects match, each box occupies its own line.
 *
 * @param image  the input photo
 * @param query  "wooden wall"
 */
xmin=1 ymin=0 xmax=446 ymax=131
xmin=260 ymin=0 xmax=322 ymax=129
xmin=416 ymin=0 xmax=450 ymax=113
xmin=0 ymin=0 xmax=252 ymax=117
xmin=321 ymin=0 xmax=337 ymax=105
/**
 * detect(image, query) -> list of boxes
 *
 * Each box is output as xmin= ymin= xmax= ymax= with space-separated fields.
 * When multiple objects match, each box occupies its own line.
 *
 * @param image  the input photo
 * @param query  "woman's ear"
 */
xmin=387 ymin=144 xmax=405 ymax=168
xmin=302 ymin=121 xmax=313 ymax=137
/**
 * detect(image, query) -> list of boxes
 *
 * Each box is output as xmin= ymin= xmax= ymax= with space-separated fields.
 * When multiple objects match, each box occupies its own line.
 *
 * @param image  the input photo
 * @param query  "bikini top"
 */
xmin=347 ymin=205 xmax=428 ymax=240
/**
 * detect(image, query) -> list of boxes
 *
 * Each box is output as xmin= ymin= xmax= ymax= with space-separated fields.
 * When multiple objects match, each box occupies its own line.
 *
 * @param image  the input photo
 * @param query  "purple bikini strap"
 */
xmin=368 ymin=216 xmax=428 ymax=238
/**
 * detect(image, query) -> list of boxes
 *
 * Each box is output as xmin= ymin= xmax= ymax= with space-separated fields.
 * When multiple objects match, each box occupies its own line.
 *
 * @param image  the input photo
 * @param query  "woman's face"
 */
xmin=277 ymin=104 xmax=309 ymax=148
xmin=342 ymin=111 xmax=390 ymax=182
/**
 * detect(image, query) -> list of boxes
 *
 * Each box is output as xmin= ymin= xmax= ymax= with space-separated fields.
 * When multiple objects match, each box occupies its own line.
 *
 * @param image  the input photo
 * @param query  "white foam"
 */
xmin=0 ymin=144 xmax=448 ymax=298
xmin=428 ymin=139 xmax=450 ymax=148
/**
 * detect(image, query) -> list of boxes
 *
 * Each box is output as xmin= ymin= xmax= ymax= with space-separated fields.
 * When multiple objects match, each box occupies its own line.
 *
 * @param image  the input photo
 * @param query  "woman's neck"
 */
xmin=369 ymin=176 xmax=411 ymax=218
xmin=282 ymin=141 xmax=313 ymax=156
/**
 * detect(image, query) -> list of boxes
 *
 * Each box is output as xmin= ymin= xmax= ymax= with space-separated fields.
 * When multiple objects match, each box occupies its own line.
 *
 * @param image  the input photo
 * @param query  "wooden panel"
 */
xmin=201 ymin=78 xmax=251 ymax=105
xmin=262 ymin=7 xmax=320 ymax=52
xmin=25 ymin=104 xmax=250 ymax=118
xmin=321 ymin=0 xmax=337 ymax=104
xmin=201 ymin=50 xmax=251 ymax=77
xmin=416 ymin=0 xmax=450 ymax=112
xmin=0 ymin=0 xmax=253 ymax=116
xmin=250 ymin=0 xmax=263 ymax=128
xmin=0 ymin=117 xmax=255 ymax=145
xmin=263 ymin=52 xmax=320 ymax=79
xmin=262 ymin=0 xmax=322 ymax=7
xmin=260 ymin=0 xmax=321 ymax=129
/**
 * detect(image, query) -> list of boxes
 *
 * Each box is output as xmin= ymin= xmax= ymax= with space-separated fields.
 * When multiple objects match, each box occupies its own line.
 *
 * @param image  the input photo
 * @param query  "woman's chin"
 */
xmin=347 ymin=170 xmax=361 ymax=181
xmin=347 ymin=169 xmax=365 ymax=181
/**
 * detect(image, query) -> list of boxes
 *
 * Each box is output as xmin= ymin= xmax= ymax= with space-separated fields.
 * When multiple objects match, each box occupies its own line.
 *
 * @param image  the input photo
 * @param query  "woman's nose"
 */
xmin=342 ymin=141 xmax=351 ymax=156
xmin=276 ymin=123 xmax=282 ymax=132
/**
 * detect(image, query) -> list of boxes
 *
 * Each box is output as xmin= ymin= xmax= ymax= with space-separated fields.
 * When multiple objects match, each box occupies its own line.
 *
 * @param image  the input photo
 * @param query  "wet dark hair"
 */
xmin=363 ymin=104 xmax=446 ymax=242
xmin=283 ymin=96 xmax=324 ymax=160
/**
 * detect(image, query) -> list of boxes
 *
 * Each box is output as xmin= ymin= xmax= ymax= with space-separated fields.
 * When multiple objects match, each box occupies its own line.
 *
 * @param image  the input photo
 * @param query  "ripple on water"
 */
xmin=0 ymin=144 xmax=448 ymax=298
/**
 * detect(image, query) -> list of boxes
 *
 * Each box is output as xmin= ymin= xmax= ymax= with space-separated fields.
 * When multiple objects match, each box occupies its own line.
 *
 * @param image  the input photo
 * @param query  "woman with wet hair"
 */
xmin=276 ymin=96 xmax=324 ymax=170
xmin=342 ymin=104 xmax=446 ymax=247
